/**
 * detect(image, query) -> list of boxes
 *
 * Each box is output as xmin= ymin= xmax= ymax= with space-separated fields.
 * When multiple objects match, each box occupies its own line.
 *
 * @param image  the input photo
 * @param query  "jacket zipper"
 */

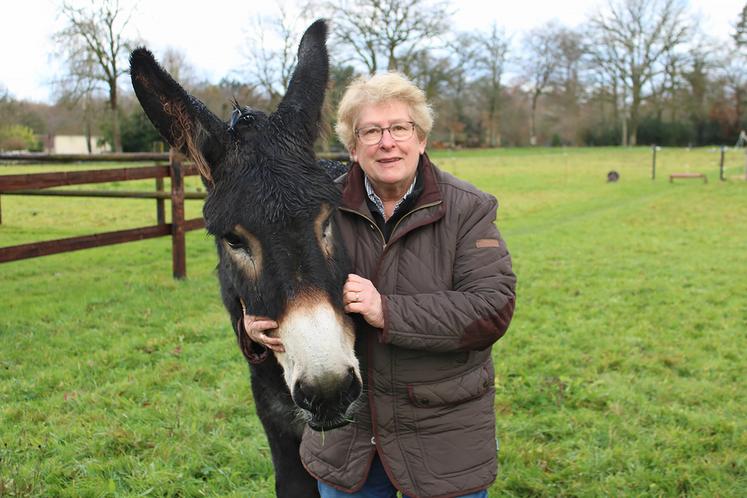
xmin=339 ymin=207 xmax=386 ymax=249
xmin=340 ymin=200 xmax=442 ymax=253
xmin=384 ymin=200 xmax=442 ymax=253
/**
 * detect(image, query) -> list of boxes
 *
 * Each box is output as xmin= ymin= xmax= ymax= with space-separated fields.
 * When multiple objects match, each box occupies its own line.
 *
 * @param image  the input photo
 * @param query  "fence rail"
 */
xmin=0 ymin=152 xmax=202 ymax=278
xmin=0 ymin=151 xmax=349 ymax=278
xmin=0 ymin=152 xmax=172 ymax=163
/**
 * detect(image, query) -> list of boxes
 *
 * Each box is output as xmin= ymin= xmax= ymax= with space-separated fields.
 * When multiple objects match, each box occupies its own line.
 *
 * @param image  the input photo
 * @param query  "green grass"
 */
xmin=1 ymin=147 xmax=745 ymax=497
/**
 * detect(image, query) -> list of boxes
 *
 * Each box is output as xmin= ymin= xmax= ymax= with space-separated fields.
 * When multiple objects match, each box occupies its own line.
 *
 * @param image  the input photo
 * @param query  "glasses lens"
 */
xmin=359 ymin=126 xmax=382 ymax=145
xmin=390 ymin=122 xmax=414 ymax=140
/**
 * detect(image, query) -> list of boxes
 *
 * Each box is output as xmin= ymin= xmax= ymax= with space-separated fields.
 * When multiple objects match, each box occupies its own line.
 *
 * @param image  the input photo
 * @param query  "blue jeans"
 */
xmin=317 ymin=454 xmax=489 ymax=498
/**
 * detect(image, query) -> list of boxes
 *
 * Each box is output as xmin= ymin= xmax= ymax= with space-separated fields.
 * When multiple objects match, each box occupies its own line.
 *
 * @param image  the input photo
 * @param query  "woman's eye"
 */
xmin=362 ymin=127 xmax=380 ymax=137
xmin=224 ymin=233 xmax=244 ymax=249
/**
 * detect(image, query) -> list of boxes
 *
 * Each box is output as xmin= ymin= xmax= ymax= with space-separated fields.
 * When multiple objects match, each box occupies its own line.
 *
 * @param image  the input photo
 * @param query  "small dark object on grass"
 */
xmin=607 ymin=171 xmax=620 ymax=182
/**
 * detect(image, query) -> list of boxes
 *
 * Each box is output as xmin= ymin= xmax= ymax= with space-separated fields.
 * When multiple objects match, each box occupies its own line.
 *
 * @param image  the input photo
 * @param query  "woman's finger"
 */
xmin=251 ymin=319 xmax=279 ymax=331
xmin=259 ymin=333 xmax=285 ymax=352
xmin=344 ymin=301 xmax=361 ymax=313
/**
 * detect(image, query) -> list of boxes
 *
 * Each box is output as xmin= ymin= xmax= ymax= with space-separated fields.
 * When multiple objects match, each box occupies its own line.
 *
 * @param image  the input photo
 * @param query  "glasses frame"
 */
xmin=355 ymin=121 xmax=417 ymax=146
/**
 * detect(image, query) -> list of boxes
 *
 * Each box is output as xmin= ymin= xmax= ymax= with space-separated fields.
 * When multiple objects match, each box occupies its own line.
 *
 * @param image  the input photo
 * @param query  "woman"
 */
xmin=246 ymin=72 xmax=516 ymax=498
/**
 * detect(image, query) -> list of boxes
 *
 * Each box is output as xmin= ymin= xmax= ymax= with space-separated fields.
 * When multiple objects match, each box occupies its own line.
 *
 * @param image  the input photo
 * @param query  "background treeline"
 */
xmin=3 ymin=0 xmax=747 ymax=152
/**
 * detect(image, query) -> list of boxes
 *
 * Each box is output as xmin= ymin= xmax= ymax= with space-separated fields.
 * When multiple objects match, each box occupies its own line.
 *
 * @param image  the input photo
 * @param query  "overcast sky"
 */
xmin=0 ymin=0 xmax=743 ymax=103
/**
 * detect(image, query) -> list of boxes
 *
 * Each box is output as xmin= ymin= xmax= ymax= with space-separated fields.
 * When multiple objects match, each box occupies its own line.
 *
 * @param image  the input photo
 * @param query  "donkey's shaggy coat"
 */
xmin=131 ymin=20 xmax=361 ymax=497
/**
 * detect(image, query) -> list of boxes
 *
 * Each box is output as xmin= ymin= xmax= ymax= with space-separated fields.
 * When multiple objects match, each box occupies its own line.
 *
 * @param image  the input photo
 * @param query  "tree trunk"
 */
xmin=530 ymin=91 xmax=539 ymax=146
xmin=110 ymin=81 xmax=121 ymax=152
xmin=488 ymin=96 xmax=498 ymax=147
xmin=387 ymin=45 xmax=397 ymax=72
xmin=630 ymin=79 xmax=641 ymax=146
xmin=736 ymin=86 xmax=743 ymax=133
xmin=85 ymin=121 xmax=92 ymax=154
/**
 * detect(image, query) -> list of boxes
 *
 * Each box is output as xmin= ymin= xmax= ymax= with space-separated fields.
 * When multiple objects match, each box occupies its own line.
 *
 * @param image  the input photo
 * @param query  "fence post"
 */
xmin=651 ymin=144 xmax=657 ymax=180
xmin=720 ymin=146 xmax=726 ymax=181
xmin=155 ymin=177 xmax=165 ymax=225
xmin=170 ymin=150 xmax=186 ymax=279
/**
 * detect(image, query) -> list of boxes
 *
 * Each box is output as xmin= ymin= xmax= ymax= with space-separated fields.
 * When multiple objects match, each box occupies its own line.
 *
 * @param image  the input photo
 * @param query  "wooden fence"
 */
xmin=0 ymin=151 xmax=204 ymax=278
xmin=0 ymin=151 xmax=348 ymax=278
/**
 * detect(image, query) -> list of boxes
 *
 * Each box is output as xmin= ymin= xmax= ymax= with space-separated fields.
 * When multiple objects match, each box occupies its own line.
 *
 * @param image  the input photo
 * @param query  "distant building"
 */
xmin=42 ymin=135 xmax=110 ymax=154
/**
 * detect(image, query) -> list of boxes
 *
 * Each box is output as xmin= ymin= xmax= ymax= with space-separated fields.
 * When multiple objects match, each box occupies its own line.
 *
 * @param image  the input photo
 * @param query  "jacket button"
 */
xmin=370 ymin=436 xmax=376 ymax=445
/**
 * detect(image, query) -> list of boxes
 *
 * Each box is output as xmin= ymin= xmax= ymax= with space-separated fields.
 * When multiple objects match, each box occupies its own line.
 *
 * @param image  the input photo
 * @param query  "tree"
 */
xmin=329 ymin=0 xmax=451 ymax=74
xmin=473 ymin=23 xmax=509 ymax=147
xmin=719 ymin=48 xmax=747 ymax=136
xmin=521 ymin=21 xmax=564 ymax=145
xmin=160 ymin=47 xmax=199 ymax=91
xmin=588 ymin=0 xmax=690 ymax=145
xmin=733 ymin=3 xmax=747 ymax=47
xmin=240 ymin=3 xmax=313 ymax=106
xmin=441 ymin=33 xmax=479 ymax=147
xmin=53 ymin=0 xmax=136 ymax=152
xmin=553 ymin=27 xmax=586 ymax=144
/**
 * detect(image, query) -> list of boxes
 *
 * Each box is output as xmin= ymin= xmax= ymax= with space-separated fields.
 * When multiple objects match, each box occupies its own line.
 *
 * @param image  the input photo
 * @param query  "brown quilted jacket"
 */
xmin=300 ymin=154 xmax=516 ymax=498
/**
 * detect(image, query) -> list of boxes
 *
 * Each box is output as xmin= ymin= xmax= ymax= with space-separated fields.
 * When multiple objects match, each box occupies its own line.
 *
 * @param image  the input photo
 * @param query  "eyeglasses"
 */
xmin=355 ymin=121 xmax=417 ymax=145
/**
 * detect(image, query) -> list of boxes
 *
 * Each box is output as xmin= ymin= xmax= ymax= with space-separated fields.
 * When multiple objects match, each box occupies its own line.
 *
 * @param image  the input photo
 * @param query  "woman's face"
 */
xmin=351 ymin=100 xmax=426 ymax=195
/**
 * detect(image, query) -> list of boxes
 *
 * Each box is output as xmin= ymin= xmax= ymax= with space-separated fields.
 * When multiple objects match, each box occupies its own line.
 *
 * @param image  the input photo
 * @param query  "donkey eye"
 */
xmin=224 ymin=232 xmax=245 ymax=249
xmin=321 ymin=217 xmax=332 ymax=238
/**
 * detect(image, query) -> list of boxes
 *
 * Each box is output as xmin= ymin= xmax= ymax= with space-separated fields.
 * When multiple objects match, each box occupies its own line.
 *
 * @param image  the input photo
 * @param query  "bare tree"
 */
xmin=733 ymin=3 xmax=747 ymax=48
xmin=240 ymin=3 xmax=314 ymax=106
xmin=555 ymin=27 xmax=586 ymax=144
xmin=329 ymin=0 xmax=451 ymax=75
xmin=473 ymin=23 xmax=509 ymax=147
xmin=521 ymin=21 xmax=564 ymax=145
xmin=160 ymin=47 xmax=199 ymax=91
xmin=719 ymin=48 xmax=747 ymax=134
xmin=442 ymin=33 xmax=479 ymax=147
xmin=682 ymin=45 xmax=714 ymax=143
xmin=588 ymin=0 xmax=690 ymax=145
xmin=53 ymin=0 xmax=135 ymax=152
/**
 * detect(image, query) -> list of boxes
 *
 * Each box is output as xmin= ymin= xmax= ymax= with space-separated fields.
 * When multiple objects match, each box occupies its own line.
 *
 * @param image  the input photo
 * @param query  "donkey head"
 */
xmin=130 ymin=20 xmax=361 ymax=430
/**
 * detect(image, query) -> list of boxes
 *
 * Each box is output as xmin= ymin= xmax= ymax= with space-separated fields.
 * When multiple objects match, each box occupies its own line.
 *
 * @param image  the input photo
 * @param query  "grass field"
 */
xmin=1 ymin=147 xmax=745 ymax=497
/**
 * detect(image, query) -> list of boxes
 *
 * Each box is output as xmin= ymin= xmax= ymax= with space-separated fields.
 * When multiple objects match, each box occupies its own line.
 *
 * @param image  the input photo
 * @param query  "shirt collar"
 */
xmin=364 ymin=173 xmax=418 ymax=219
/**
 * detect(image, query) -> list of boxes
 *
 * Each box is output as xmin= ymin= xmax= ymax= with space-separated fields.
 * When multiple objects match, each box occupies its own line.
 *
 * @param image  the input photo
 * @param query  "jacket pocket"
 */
xmin=407 ymin=363 xmax=492 ymax=408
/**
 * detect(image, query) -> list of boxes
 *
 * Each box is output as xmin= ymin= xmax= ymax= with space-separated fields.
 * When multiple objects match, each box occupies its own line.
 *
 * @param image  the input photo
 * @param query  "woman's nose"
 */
xmin=379 ymin=129 xmax=397 ymax=148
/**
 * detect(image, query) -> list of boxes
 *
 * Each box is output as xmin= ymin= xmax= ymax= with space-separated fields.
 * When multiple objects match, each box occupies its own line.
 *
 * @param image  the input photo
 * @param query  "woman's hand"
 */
xmin=343 ymin=274 xmax=384 ymax=328
xmin=241 ymin=301 xmax=284 ymax=353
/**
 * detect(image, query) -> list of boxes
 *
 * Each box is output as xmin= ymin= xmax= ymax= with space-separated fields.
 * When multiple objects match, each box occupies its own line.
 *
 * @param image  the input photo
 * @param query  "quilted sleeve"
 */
xmin=381 ymin=193 xmax=516 ymax=352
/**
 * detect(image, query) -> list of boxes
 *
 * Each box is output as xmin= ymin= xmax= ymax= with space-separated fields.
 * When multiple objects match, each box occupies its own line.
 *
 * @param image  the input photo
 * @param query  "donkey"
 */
xmin=130 ymin=20 xmax=361 ymax=497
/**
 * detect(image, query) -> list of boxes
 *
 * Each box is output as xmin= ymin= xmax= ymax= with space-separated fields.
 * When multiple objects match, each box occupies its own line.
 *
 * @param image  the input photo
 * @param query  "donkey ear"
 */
xmin=130 ymin=47 xmax=227 ymax=184
xmin=275 ymin=19 xmax=329 ymax=145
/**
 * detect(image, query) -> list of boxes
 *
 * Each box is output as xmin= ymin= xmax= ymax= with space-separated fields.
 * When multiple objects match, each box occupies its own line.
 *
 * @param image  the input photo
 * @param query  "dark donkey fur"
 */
xmin=130 ymin=20 xmax=361 ymax=497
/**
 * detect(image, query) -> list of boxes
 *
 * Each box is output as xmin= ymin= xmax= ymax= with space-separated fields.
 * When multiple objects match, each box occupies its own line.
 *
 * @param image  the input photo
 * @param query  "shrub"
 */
xmin=0 ymin=124 xmax=40 ymax=151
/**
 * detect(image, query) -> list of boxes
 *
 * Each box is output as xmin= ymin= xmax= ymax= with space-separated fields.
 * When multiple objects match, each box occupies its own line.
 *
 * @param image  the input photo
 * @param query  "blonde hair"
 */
xmin=335 ymin=72 xmax=434 ymax=152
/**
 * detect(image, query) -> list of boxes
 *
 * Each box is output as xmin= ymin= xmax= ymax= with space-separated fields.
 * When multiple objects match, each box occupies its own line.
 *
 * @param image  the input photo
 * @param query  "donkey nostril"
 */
xmin=340 ymin=368 xmax=355 ymax=391
xmin=293 ymin=380 xmax=315 ymax=411
xmin=344 ymin=368 xmax=361 ymax=401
